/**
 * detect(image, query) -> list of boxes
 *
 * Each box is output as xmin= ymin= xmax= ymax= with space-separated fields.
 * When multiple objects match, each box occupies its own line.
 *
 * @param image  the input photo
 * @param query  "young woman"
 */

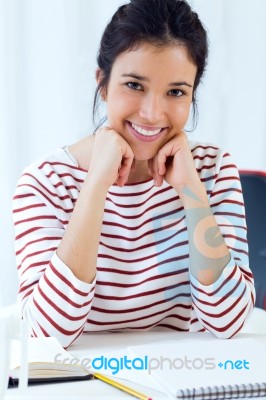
xmin=13 ymin=0 xmax=255 ymax=348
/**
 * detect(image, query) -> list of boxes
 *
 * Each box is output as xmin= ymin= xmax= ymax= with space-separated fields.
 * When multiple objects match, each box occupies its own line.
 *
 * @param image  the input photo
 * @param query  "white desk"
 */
xmin=5 ymin=330 xmax=266 ymax=400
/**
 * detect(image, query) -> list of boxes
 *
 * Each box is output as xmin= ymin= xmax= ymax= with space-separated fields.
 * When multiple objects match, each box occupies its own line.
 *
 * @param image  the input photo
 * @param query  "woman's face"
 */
xmin=102 ymin=43 xmax=197 ymax=161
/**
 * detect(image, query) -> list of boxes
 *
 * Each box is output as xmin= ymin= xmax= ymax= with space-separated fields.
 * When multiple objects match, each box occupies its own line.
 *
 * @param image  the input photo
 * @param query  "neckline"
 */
xmin=113 ymin=177 xmax=154 ymax=187
xmin=62 ymin=147 xmax=156 ymax=188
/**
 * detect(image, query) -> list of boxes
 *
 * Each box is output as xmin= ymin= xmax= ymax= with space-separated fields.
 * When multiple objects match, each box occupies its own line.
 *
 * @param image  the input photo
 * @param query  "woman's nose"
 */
xmin=138 ymin=93 xmax=164 ymax=123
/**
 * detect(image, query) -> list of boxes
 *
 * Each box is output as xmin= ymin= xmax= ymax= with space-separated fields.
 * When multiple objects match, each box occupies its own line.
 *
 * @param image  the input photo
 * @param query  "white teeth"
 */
xmin=131 ymin=123 xmax=162 ymax=136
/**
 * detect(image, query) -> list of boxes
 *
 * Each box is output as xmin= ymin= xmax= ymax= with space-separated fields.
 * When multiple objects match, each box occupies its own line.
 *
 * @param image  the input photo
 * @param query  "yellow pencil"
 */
xmin=93 ymin=372 xmax=153 ymax=400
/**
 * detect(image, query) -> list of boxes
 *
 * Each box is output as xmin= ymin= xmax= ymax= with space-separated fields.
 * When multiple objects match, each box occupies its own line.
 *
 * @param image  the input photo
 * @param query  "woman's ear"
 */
xmin=95 ymin=68 xmax=107 ymax=101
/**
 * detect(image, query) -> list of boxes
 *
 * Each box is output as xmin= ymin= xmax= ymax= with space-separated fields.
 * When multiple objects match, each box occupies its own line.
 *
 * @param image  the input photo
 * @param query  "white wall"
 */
xmin=190 ymin=0 xmax=266 ymax=169
xmin=1 ymin=0 xmax=266 ymax=306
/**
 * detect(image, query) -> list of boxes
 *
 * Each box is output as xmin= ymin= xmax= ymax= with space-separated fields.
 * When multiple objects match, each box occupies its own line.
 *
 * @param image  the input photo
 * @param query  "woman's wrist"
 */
xmin=175 ymin=179 xmax=209 ymax=210
xmin=84 ymin=171 xmax=110 ymax=197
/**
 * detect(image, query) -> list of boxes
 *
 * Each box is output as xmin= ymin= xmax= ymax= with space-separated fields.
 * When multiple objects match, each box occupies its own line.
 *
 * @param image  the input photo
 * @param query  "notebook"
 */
xmin=9 ymin=337 xmax=167 ymax=398
xmin=10 ymin=337 xmax=92 ymax=381
xmin=128 ymin=337 xmax=266 ymax=399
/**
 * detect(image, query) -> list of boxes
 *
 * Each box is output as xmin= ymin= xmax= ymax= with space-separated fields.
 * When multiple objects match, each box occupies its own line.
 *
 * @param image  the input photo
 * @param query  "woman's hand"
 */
xmin=88 ymin=127 xmax=134 ymax=189
xmin=148 ymin=131 xmax=200 ymax=193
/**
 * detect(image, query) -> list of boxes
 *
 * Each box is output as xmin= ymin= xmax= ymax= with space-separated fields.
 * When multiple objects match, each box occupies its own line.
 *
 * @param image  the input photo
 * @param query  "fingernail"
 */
xmin=153 ymin=179 xmax=157 ymax=187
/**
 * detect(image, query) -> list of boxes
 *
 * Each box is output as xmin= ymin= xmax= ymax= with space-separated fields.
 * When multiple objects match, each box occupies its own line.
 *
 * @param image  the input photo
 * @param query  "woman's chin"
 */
xmin=132 ymin=146 xmax=158 ymax=162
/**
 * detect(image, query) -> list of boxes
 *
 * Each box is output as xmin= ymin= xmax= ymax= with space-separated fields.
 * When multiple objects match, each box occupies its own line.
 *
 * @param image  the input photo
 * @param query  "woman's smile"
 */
xmin=126 ymin=121 xmax=167 ymax=142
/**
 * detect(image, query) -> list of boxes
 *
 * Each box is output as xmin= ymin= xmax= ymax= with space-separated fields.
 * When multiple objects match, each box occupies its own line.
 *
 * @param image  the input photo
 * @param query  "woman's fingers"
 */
xmin=148 ymin=156 xmax=164 ymax=187
xmin=149 ymin=134 xmax=184 ymax=187
xmin=116 ymin=146 xmax=134 ymax=186
xmin=91 ymin=127 xmax=135 ymax=187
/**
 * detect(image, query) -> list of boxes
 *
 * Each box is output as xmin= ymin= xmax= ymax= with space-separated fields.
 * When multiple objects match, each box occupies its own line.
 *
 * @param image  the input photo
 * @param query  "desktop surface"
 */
xmin=5 ymin=330 xmax=266 ymax=400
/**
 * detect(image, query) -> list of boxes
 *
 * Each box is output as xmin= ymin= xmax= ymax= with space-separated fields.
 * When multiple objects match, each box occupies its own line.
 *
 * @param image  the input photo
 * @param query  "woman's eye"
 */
xmin=168 ymin=89 xmax=184 ymax=97
xmin=126 ymin=82 xmax=142 ymax=91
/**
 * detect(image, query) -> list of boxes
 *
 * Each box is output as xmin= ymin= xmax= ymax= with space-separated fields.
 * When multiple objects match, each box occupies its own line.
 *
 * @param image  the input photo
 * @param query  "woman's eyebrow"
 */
xmin=121 ymin=73 xmax=193 ymax=88
xmin=121 ymin=73 xmax=148 ymax=81
xmin=169 ymin=81 xmax=193 ymax=88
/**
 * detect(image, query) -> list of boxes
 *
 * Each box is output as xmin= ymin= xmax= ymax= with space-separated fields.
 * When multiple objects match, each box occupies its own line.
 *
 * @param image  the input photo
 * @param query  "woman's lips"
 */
xmin=127 ymin=121 xmax=166 ymax=143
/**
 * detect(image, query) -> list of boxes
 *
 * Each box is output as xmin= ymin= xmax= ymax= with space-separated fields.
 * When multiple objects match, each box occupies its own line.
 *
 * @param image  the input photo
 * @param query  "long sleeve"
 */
xmin=13 ymin=152 xmax=95 ymax=348
xmin=13 ymin=145 xmax=255 ymax=346
xmin=189 ymin=148 xmax=255 ymax=338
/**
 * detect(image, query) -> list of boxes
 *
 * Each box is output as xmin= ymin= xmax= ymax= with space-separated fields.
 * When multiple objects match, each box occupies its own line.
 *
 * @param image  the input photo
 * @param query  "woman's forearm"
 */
xmin=177 ymin=180 xmax=231 ymax=285
xmin=57 ymin=175 xmax=108 ymax=283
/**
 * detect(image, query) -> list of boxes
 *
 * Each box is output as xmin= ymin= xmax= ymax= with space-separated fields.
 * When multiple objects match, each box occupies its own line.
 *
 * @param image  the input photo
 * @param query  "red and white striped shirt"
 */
xmin=13 ymin=142 xmax=255 ymax=348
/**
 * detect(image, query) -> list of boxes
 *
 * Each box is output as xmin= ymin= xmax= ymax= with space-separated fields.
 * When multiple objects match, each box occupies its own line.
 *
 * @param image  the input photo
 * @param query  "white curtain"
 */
xmin=1 ymin=0 xmax=266 ymax=306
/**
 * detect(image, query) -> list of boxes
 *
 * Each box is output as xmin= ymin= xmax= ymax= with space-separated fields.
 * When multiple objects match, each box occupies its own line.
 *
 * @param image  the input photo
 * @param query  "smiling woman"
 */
xmin=103 ymin=44 xmax=196 ymax=165
xmin=12 ymin=0 xmax=255 ymax=348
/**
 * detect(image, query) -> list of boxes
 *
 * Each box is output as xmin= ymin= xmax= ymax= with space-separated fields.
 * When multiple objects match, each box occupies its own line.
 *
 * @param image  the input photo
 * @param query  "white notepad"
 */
xmin=10 ymin=337 xmax=91 ymax=379
xmin=128 ymin=337 xmax=266 ymax=398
